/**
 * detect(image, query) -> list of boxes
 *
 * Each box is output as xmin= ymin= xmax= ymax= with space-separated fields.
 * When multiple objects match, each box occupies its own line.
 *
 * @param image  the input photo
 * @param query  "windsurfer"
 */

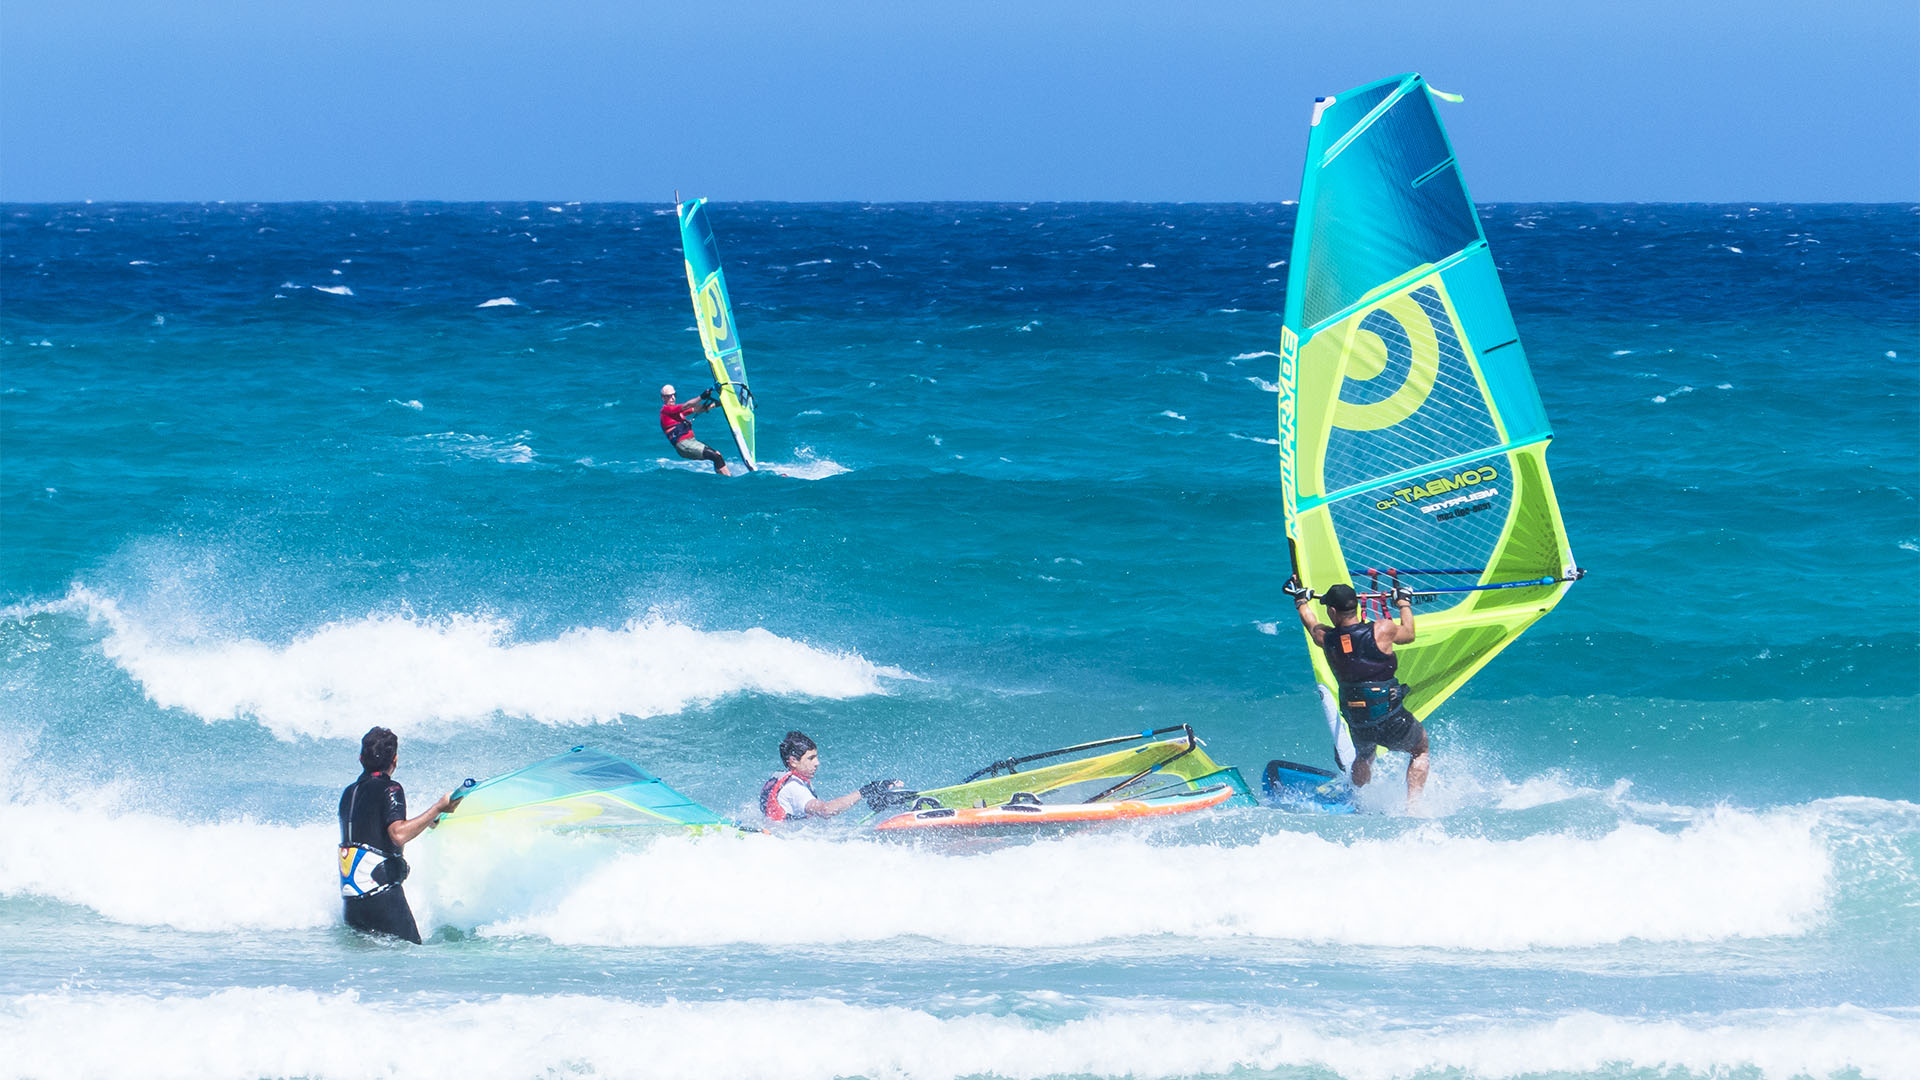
xmin=338 ymin=727 xmax=455 ymax=944
xmin=1285 ymin=580 xmax=1430 ymax=803
xmin=761 ymin=730 xmax=905 ymax=821
xmin=659 ymin=384 xmax=731 ymax=475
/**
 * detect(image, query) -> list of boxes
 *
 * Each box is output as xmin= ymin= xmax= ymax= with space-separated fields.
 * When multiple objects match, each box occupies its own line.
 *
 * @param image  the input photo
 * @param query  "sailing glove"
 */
xmin=859 ymin=779 xmax=911 ymax=811
xmin=1283 ymin=578 xmax=1316 ymax=604
xmin=1391 ymin=585 xmax=1416 ymax=607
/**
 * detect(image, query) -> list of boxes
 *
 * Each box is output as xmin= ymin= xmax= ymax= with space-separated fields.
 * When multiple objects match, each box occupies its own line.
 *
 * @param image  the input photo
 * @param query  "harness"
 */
xmin=1321 ymin=622 xmax=1408 ymax=726
xmin=760 ymin=770 xmax=813 ymax=821
xmin=660 ymin=403 xmax=695 ymax=445
xmin=338 ymin=843 xmax=409 ymax=898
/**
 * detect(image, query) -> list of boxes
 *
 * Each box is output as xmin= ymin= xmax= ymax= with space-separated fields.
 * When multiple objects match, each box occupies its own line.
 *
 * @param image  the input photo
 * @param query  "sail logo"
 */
xmin=1333 ymin=284 xmax=1455 ymax=432
xmin=696 ymin=275 xmax=736 ymax=354
xmin=1375 ymin=465 xmax=1498 ymax=510
xmin=1276 ymin=326 xmax=1299 ymax=522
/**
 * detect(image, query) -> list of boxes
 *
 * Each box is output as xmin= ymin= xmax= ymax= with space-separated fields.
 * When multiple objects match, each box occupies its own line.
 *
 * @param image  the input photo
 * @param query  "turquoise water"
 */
xmin=1 ymin=201 xmax=1916 ymax=1079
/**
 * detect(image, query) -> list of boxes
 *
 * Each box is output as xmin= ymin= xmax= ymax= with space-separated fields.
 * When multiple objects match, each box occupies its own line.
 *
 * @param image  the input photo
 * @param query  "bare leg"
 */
xmin=1404 ymin=724 xmax=1431 ymax=806
xmin=704 ymin=448 xmax=731 ymax=475
xmin=1351 ymin=752 xmax=1373 ymax=788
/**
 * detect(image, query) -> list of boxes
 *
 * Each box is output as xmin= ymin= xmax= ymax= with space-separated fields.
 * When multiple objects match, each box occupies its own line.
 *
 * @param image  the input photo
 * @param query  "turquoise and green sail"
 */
xmin=676 ymin=197 xmax=757 ymax=471
xmin=436 ymin=745 xmax=736 ymax=834
xmin=1277 ymin=74 xmax=1581 ymax=768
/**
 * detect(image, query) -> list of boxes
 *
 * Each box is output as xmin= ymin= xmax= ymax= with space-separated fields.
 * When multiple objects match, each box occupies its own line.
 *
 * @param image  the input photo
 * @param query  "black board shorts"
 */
xmin=1348 ymin=707 xmax=1423 ymax=758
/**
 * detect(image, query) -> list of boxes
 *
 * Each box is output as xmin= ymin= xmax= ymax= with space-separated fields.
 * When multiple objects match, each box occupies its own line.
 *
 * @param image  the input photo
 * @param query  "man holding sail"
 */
xmin=658 ymin=383 xmax=731 ymax=475
xmin=1285 ymin=579 xmax=1430 ymax=804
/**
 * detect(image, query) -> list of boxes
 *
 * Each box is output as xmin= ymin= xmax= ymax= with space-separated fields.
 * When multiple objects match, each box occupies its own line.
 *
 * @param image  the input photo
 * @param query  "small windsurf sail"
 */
xmin=436 ymin=745 xmax=736 ymax=834
xmin=676 ymin=197 xmax=757 ymax=471
xmin=886 ymin=726 xmax=1253 ymax=818
xmin=1276 ymin=74 xmax=1582 ymax=770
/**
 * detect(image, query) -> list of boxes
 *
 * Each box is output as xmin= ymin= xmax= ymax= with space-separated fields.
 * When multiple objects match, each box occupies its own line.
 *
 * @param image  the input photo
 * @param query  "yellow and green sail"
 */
xmin=1277 ymin=74 xmax=1581 ymax=767
xmin=677 ymin=197 xmax=757 ymax=471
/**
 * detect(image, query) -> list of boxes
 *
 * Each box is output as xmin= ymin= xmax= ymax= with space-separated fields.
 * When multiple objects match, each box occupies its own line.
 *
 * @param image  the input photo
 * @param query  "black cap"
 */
xmin=1320 ymin=584 xmax=1359 ymax=611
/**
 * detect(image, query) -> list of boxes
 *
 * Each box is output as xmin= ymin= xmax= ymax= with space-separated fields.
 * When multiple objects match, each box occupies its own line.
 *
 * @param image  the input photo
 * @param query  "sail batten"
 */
xmin=1279 ymin=73 xmax=1580 ymax=754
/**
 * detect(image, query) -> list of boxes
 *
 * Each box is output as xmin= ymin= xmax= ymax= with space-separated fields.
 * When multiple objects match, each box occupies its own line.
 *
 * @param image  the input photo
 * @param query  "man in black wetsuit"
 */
xmin=1285 ymin=579 xmax=1430 ymax=804
xmin=338 ymin=727 xmax=453 ymax=943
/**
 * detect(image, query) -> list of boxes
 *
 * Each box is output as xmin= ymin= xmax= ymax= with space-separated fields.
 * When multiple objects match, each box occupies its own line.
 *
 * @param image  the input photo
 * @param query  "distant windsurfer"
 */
xmin=1285 ymin=580 xmax=1430 ymax=804
xmin=761 ymin=730 xmax=906 ymax=821
xmin=337 ymin=727 xmax=454 ymax=944
xmin=659 ymin=384 xmax=731 ymax=475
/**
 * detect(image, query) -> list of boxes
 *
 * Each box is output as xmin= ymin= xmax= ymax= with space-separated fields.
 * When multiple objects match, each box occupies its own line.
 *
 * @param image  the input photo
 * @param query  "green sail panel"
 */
xmin=1277 ymin=74 xmax=1580 ymax=754
xmin=437 ymin=746 xmax=736 ymax=834
xmin=677 ymin=197 xmax=757 ymax=471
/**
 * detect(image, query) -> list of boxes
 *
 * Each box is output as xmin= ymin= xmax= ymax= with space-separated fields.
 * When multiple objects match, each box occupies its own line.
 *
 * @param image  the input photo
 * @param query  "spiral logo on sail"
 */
xmin=1332 ymin=284 xmax=1450 ymax=431
xmin=698 ymin=277 xmax=736 ymax=353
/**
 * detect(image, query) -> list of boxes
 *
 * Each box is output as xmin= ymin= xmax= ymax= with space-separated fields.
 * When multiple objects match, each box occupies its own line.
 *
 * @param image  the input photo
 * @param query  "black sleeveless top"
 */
xmin=1319 ymin=621 xmax=1399 ymax=685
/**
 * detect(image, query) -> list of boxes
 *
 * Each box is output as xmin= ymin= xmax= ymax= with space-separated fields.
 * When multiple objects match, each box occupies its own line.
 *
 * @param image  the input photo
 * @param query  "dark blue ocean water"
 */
xmin=1 ymin=201 xmax=1916 ymax=1079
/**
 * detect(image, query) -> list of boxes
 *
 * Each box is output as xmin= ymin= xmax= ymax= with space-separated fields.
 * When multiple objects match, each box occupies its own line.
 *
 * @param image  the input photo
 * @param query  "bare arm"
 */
xmin=1377 ymin=599 xmax=1416 ymax=647
xmin=387 ymin=792 xmax=455 ymax=850
xmin=803 ymin=791 xmax=865 ymax=818
xmin=1293 ymin=596 xmax=1328 ymax=647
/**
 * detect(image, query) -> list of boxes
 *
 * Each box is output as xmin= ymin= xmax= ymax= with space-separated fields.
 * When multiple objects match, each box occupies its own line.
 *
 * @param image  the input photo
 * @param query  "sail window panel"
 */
xmin=1302 ymin=92 xmax=1482 ymax=329
xmin=1326 ymin=477 xmax=1512 ymax=617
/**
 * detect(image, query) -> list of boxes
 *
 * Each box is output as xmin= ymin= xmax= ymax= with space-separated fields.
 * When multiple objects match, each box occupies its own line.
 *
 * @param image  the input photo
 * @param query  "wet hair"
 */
xmin=360 ymin=726 xmax=399 ymax=773
xmin=778 ymin=730 xmax=816 ymax=767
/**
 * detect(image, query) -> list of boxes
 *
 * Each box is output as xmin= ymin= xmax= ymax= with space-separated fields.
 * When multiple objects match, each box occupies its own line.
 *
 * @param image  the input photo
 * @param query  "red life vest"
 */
xmin=760 ymin=770 xmax=814 ymax=821
xmin=660 ymin=402 xmax=698 ymax=444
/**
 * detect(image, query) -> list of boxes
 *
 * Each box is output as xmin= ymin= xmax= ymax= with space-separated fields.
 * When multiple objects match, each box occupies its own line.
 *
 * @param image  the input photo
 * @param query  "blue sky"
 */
xmin=3 ymin=0 xmax=1915 ymax=201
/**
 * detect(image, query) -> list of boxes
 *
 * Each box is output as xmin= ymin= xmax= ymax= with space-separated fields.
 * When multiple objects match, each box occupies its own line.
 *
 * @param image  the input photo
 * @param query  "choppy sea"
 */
xmin=2 ymin=201 xmax=1917 ymax=1080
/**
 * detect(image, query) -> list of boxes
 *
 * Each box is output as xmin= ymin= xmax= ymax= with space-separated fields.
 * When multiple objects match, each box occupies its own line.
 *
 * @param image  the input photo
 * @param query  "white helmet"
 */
xmin=660 ymin=384 xmax=676 ymax=397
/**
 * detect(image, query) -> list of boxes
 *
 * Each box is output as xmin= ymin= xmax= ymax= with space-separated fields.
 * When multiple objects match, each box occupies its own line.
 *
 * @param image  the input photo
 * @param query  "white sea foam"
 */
xmin=477 ymin=297 xmax=519 ymax=308
xmin=1228 ymin=433 xmax=1280 ymax=445
xmin=310 ymin=285 xmax=353 ymax=296
xmin=1246 ymin=376 xmax=1280 ymax=392
xmin=766 ymin=447 xmax=852 ymax=480
xmin=1158 ymin=410 xmax=1186 ymax=421
xmin=1232 ymin=350 xmax=1280 ymax=361
xmin=0 ymin=788 xmax=1871 ymax=954
xmin=388 ymin=398 xmax=423 ymax=410
xmin=18 ymin=586 xmax=906 ymax=739
xmin=456 ymin=806 xmax=1834 ymax=950
xmin=2 ymin=990 xmax=1911 ymax=1080
xmin=414 ymin=431 xmax=534 ymax=464
xmin=0 ymin=802 xmax=336 ymax=932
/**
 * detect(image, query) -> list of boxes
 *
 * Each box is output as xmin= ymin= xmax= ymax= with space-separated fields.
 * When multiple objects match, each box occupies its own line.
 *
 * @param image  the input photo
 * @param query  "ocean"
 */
xmin=1 ymin=201 xmax=1916 ymax=1079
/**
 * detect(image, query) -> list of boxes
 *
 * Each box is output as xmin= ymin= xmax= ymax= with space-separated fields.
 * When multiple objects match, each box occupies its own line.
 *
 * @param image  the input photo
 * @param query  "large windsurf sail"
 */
xmin=435 ymin=745 xmax=736 ymax=834
xmin=676 ymin=197 xmax=757 ymax=471
xmin=1277 ymin=74 xmax=1582 ymax=770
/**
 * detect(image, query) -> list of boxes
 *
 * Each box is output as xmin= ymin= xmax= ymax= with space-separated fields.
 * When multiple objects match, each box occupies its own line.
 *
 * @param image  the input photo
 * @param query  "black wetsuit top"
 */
xmin=339 ymin=771 xmax=407 ymax=856
xmin=338 ymin=770 xmax=421 ymax=943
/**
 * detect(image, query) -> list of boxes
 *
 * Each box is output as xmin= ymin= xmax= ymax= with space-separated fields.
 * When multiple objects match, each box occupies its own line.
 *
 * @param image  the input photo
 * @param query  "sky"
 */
xmin=2 ymin=0 xmax=1916 ymax=202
